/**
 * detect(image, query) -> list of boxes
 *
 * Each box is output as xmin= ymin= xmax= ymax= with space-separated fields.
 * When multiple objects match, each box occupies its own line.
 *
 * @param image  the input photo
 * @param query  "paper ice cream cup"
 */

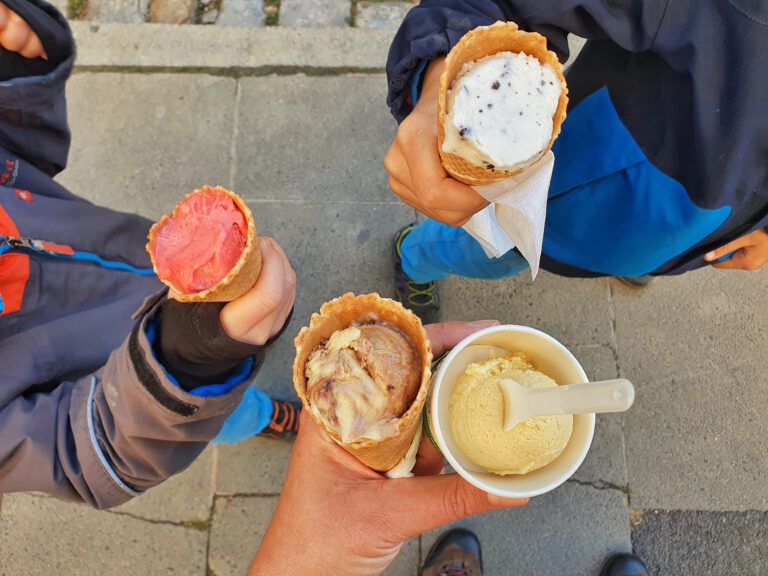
xmin=427 ymin=325 xmax=594 ymax=498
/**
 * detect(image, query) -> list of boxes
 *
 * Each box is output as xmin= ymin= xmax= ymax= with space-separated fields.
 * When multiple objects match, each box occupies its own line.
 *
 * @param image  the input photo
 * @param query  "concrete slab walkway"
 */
xmin=0 ymin=24 xmax=766 ymax=576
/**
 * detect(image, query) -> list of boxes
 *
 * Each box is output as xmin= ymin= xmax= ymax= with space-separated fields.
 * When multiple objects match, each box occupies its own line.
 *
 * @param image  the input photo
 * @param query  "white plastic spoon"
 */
xmin=443 ymin=345 xmax=635 ymax=474
xmin=447 ymin=344 xmax=635 ymax=431
xmin=499 ymin=377 xmax=634 ymax=431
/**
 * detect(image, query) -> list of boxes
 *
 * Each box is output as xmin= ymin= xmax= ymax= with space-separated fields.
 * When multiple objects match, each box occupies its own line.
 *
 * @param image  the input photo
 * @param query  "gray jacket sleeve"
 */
xmin=0 ymin=294 xmax=252 ymax=509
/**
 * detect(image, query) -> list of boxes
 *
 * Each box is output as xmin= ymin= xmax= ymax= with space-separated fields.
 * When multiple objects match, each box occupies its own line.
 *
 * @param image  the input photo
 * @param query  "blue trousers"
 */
xmin=213 ymin=386 xmax=274 ymax=443
xmin=401 ymin=219 xmax=529 ymax=283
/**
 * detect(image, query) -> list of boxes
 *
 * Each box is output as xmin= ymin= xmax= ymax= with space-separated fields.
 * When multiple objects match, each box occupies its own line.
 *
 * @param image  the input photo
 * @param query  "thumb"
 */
xmin=383 ymin=473 xmax=528 ymax=541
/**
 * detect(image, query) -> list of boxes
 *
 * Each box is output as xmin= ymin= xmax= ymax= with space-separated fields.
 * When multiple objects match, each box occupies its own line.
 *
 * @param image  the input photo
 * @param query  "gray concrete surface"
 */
xmin=632 ymin=509 xmax=768 ymax=576
xmin=0 ymin=494 xmax=208 ymax=575
xmin=2 ymin=23 xmax=767 ymax=576
xmin=216 ymin=0 xmax=265 ymax=27
xmin=71 ymin=22 xmax=395 ymax=71
xmin=355 ymin=1 xmax=412 ymax=30
xmin=279 ymin=0 xmax=350 ymax=28
xmin=421 ymin=483 xmax=631 ymax=576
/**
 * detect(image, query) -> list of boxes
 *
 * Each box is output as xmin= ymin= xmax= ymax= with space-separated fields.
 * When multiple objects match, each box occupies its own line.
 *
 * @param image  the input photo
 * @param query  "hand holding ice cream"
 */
xmin=253 ymin=321 xmax=526 ymax=576
xmin=147 ymin=186 xmax=296 ymax=347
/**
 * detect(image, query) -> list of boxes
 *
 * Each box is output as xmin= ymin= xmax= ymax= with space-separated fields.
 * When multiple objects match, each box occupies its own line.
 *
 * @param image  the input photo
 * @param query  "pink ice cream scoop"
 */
xmin=147 ymin=186 xmax=261 ymax=302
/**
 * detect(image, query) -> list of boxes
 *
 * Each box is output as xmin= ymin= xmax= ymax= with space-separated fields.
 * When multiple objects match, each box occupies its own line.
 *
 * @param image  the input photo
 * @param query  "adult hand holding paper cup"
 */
xmin=428 ymin=325 xmax=635 ymax=498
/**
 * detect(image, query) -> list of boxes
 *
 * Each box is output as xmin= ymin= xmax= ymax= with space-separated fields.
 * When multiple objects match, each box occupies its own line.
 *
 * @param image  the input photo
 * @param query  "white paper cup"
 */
xmin=427 ymin=325 xmax=594 ymax=498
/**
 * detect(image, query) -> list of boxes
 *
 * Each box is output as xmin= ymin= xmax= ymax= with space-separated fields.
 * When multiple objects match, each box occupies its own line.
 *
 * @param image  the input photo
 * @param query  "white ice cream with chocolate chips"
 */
xmin=443 ymin=51 xmax=562 ymax=172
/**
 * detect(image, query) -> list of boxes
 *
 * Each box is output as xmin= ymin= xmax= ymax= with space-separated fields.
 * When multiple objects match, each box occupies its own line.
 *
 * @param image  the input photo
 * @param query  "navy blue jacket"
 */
xmin=387 ymin=0 xmax=768 ymax=276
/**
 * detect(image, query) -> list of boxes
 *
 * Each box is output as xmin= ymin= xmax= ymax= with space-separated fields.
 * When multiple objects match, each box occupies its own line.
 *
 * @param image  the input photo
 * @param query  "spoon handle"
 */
xmin=517 ymin=378 xmax=635 ymax=420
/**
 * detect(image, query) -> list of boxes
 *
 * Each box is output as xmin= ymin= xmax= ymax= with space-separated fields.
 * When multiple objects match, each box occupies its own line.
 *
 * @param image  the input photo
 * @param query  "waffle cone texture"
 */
xmin=293 ymin=293 xmax=433 ymax=471
xmin=438 ymin=21 xmax=569 ymax=186
xmin=146 ymin=186 xmax=261 ymax=303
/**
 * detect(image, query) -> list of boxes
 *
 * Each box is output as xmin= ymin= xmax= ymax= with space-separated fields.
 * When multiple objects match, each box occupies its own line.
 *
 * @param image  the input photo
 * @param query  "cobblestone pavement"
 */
xmin=0 ymin=18 xmax=766 ymax=576
xmin=66 ymin=0 xmax=414 ymax=28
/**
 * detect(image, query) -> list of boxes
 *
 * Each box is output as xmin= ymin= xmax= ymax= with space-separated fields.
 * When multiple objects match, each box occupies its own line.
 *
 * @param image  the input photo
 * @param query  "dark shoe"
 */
xmin=600 ymin=553 xmax=649 ymax=576
xmin=259 ymin=399 xmax=302 ymax=438
xmin=616 ymin=275 xmax=655 ymax=288
xmin=421 ymin=528 xmax=483 ymax=576
xmin=394 ymin=224 xmax=440 ymax=324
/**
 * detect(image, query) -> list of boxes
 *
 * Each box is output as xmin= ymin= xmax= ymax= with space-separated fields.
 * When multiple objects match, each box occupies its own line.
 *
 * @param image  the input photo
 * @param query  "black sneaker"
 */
xmin=616 ymin=275 xmax=655 ymax=288
xmin=259 ymin=399 xmax=302 ymax=438
xmin=393 ymin=224 xmax=440 ymax=325
xmin=599 ymin=553 xmax=649 ymax=576
xmin=421 ymin=528 xmax=483 ymax=576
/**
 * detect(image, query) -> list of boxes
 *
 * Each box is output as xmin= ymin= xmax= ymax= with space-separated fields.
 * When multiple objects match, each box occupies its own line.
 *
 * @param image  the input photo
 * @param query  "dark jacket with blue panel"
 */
xmin=0 ymin=0 xmax=262 ymax=508
xmin=387 ymin=0 xmax=768 ymax=276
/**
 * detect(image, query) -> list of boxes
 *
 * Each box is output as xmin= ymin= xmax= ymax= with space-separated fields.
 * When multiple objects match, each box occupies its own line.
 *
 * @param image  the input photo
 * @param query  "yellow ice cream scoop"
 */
xmin=449 ymin=347 xmax=635 ymax=476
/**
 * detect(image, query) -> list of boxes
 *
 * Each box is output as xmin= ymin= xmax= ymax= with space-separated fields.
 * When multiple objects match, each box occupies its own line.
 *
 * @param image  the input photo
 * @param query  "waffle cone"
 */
xmin=293 ymin=293 xmax=433 ymax=472
xmin=146 ymin=186 xmax=261 ymax=303
xmin=437 ymin=21 xmax=569 ymax=186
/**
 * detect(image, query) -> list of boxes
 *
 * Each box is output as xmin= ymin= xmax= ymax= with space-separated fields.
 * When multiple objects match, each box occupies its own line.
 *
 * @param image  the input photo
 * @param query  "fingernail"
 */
xmin=704 ymin=251 xmax=715 ymax=261
xmin=468 ymin=319 xmax=500 ymax=328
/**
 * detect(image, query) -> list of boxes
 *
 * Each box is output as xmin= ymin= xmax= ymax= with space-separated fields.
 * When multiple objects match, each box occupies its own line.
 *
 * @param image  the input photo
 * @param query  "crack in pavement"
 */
xmin=568 ymin=477 xmax=630 ymax=497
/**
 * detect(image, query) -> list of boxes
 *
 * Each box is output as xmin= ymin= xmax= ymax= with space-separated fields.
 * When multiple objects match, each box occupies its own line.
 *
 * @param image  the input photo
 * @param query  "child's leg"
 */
xmin=213 ymin=387 xmax=275 ymax=443
xmin=400 ymin=219 xmax=529 ymax=283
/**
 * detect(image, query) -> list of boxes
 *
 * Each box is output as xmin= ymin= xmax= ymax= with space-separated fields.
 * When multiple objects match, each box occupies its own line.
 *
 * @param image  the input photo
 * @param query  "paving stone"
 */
xmin=624 ymin=362 xmax=768 ymax=511
xmin=216 ymin=437 xmax=292 ymax=495
xmin=236 ymin=200 xmax=416 ymax=400
xmin=49 ymin=0 xmax=69 ymax=16
xmin=208 ymin=494 xmax=418 ymax=576
xmin=72 ymin=22 xmax=396 ymax=70
xmin=570 ymin=344 xmax=627 ymax=488
xmin=114 ymin=446 xmax=214 ymax=523
xmin=279 ymin=0 xmax=349 ymax=28
xmin=422 ymin=482 xmax=630 ymax=575
xmin=209 ymin=495 xmax=279 ymax=576
xmin=440 ymin=273 xmax=613 ymax=347
xmin=0 ymin=494 xmax=207 ymax=575
xmin=565 ymin=34 xmax=587 ymax=68
xmin=149 ymin=0 xmax=196 ymax=23
xmin=235 ymin=74 xmax=397 ymax=203
xmin=613 ymin=267 xmax=768 ymax=382
xmin=86 ymin=0 xmax=147 ymax=23
xmin=57 ymin=73 xmax=235 ymax=219
xmin=216 ymin=0 xmax=265 ymax=27
xmin=614 ymin=267 xmax=768 ymax=510
xmin=355 ymin=1 xmax=412 ymax=30
xmin=383 ymin=538 xmax=419 ymax=576
xmin=632 ymin=509 xmax=768 ymax=576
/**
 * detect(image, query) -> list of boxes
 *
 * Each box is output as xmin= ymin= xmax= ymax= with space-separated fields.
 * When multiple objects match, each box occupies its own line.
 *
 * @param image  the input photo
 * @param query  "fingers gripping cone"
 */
xmin=293 ymin=293 xmax=433 ymax=472
xmin=146 ymin=186 xmax=262 ymax=303
xmin=437 ymin=21 xmax=569 ymax=186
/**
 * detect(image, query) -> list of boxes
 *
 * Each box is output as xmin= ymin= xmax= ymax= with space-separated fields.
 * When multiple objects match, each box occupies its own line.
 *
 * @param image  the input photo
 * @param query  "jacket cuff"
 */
xmin=130 ymin=294 xmax=251 ymax=417
xmin=386 ymin=1 xmax=504 ymax=122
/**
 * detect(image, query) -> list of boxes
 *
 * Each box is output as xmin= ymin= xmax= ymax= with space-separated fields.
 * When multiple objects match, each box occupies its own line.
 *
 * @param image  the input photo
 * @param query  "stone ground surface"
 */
xmin=0 ymin=24 xmax=767 ymax=576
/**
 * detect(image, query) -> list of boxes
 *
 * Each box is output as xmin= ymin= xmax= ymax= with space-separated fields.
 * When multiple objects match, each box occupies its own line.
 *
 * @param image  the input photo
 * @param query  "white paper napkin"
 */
xmin=462 ymin=151 xmax=555 ymax=280
xmin=385 ymin=421 xmax=423 ymax=479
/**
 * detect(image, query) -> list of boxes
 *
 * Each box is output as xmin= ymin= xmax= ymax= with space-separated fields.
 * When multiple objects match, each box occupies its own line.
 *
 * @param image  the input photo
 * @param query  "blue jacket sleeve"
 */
xmin=0 ymin=0 xmax=75 ymax=176
xmin=386 ymin=0 xmax=671 ymax=122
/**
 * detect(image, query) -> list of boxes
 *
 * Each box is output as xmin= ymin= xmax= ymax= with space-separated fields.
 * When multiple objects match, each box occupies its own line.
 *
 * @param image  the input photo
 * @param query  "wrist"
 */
xmin=421 ymin=56 xmax=446 ymax=100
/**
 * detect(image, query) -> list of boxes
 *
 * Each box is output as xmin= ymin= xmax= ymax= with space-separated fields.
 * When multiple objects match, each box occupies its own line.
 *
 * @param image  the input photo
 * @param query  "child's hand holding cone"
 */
xmin=148 ymin=187 xmax=296 ymax=347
